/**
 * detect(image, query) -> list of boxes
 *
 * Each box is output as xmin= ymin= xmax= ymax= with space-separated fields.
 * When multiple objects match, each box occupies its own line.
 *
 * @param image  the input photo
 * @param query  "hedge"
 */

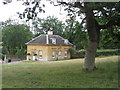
xmin=71 ymin=49 xmax=120 ymax=59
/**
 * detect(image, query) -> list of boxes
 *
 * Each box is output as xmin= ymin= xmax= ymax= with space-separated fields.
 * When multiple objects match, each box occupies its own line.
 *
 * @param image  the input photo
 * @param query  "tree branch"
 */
xmin=74 ymin=2 xmax=84 ymax=11
xmin=54 ymin=2 xmax=85 ymax=11
xmin=81 ymin=17 xmax=86 ymax=24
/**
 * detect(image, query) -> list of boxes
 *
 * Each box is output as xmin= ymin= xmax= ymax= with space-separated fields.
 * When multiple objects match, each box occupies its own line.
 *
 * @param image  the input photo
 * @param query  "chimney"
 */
xmin=47 ymin=30 xmax=53 ymax=35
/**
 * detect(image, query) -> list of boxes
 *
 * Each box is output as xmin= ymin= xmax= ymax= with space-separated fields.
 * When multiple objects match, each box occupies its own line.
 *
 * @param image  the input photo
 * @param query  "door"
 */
xmin=32 ymin=52 xmax=35 ymax=61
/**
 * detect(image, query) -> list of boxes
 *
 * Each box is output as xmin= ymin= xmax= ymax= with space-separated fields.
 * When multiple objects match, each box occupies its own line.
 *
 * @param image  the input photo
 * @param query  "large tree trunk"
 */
xmin=83 ymin=41 xmax=97 ymax=70
xmin=83 ymin=3 xmax=100 ymax=71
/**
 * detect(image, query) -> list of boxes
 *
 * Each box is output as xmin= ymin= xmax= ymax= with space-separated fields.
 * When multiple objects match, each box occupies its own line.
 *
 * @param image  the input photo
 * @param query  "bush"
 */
xmin=71 ymin=49 xmax=120 ymax=59
xmin=69 ymin=48 xmax=77 ymax=57
xmin=15 ymin=49 xmax=26 ymax=56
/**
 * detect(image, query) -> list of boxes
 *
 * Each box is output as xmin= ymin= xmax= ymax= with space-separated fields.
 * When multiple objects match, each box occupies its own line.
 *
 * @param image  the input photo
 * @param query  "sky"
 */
xmin=0 ymin=0 xmax=68 ymax=22
xmin=0 ymin=0 xmax=119 ymax=22
xmin=0 ymin=0 xmax=83 ymax=32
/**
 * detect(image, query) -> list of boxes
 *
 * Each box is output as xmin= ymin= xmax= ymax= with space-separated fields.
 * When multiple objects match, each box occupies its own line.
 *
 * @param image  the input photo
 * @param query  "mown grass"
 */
xmin=2 ymin=56 xmax=118 ymax=88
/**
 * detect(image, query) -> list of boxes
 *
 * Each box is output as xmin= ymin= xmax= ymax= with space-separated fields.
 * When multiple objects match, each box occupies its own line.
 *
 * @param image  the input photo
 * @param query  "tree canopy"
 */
xmin=2 ymin=23 xmax=33 ymax=55
xmin=32 ymin=16 xmax=65 ymax=36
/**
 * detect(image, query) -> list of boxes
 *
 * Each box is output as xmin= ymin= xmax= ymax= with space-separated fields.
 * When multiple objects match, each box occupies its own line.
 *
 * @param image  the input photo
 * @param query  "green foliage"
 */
xmin=32 ymin=14 xmax=119 ymax=50
xmin=90 ymin=2 xmax=120 ymax=25
xmin=33 ymin=16 xmax=88 ymax=49
xmin=0 ymin=19 xmax=13 ymax=29
xmin=64 ymin=17 xmax=88 ymax=50
xmin=69 ymin=48 xmax=77 ymax=58
xmin=32 ymin=16 xmax=65 ymax=36
xmin=2 ymin=57 xmax=118 ymax=88
xmin=99 ymin=27 xmax=120 ymax=49
xmin=15 ymin=48 xmax=26 ymax=56
xmin=64 ymin=2 xmax=120 ymax=50
xmin=2 ymin=24 xmax=33 ymax=55
xmin=71 ymin=49 xmax=120 ymax=58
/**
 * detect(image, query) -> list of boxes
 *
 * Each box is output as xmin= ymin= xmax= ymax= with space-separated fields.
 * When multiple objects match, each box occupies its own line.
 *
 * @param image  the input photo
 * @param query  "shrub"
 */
xmin=71 ymin=49 xmax=120 ymax=59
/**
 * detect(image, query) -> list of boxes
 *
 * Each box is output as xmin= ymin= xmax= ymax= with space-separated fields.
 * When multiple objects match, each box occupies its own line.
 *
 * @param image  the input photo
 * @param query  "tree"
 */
xmin=33 ymin=15 xmax=88 ymax=50
xmin=99 ymin=26 xmax=120 ymax=49
xmin=56 ymin=2 xmax=120 ymax=70
xmin=2 ymin=24 xmax=33 ymax=55
xmin=32 ymin=16 xmax=65 ymax=36
xmin=33 ymin=16 xmax=87 ymax=50
xmin=64 ymin=17 xmax=87 ymax=50
xmin=3 ymin=1 xmax=120 ymax=71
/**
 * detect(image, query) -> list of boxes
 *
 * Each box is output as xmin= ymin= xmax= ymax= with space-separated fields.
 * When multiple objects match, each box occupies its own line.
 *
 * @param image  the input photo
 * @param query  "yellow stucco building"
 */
xmin=26 ymin=30 xmax=72 ymax=61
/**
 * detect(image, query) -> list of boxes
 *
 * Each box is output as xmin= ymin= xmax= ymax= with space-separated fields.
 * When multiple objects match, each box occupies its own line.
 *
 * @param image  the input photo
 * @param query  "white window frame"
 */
xmin=58 ymin=51 xmax=62 ymax=56
xmin=64 ymin=39 xmax=68 ymax=44
xmin=51 ymin=38 xmax=56 ymax=44
xmin=52 ymin=51 xmax=55 ymax=58
xmin=38 ymin=50 xmax=42 ymax=58
xmin=64 ymin=51 xmax=67 ymax=57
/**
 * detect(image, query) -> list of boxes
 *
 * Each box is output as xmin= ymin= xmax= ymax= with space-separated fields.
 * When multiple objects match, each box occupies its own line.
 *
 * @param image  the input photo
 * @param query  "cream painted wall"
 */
xmin=27 ymin=44 xmax=72 ymax=61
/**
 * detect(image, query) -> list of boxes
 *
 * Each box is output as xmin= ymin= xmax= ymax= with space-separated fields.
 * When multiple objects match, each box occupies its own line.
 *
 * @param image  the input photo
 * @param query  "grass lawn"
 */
xmin=2 ymin=56 xmax=119 ymax=88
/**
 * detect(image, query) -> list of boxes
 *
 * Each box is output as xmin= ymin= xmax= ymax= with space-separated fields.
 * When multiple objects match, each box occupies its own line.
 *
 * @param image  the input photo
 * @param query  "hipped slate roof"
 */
xmin=26 ymin=34 xmax=73 ymax=46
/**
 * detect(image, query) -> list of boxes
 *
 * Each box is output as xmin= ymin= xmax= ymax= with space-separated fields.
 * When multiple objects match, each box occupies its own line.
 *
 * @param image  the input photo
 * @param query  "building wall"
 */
xmin=47 ymin=45 xmax=71 ymax=60
xmin=27 ymin=45 xmax=72 ymax=61
xmin=27 ymin=45 xmax=48 ymax=60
